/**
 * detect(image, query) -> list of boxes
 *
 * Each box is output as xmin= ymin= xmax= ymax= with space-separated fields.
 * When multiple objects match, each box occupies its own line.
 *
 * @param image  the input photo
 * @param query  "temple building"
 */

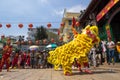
xmin=60 ymin=9 xmax=80 ymax=42
xmin=79 ymin=0 xmax=120 ymax=42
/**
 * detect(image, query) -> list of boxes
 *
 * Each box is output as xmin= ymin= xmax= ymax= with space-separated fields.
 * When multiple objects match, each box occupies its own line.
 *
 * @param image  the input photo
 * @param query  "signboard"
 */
xmin=96 ymin=0 xmax=119 ymax=22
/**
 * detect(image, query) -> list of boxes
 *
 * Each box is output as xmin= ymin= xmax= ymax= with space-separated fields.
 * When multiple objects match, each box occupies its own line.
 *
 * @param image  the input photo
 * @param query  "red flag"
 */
xmin=72 ymin=17 xmax=76 ymax=27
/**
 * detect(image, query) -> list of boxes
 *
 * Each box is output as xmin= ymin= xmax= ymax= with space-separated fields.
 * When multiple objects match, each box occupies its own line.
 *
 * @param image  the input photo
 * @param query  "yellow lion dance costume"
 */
xmin=47 ymin=25 xmax=100 ymax=75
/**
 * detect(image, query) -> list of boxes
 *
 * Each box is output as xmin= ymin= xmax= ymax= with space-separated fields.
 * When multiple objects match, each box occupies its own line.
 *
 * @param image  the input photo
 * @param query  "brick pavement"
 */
xmin=0 ymin=64 xmax=120 ymax=80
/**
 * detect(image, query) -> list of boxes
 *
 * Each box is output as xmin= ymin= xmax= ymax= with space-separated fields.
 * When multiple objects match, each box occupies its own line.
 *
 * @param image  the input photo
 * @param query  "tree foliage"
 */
xmin=35 ymin=26 xmax=48 ymax=40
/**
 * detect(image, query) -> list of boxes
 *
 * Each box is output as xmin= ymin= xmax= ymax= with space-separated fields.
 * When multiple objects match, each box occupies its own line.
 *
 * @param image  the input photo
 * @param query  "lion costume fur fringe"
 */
xmin=47 ymin=25 xmax=100 ymax=75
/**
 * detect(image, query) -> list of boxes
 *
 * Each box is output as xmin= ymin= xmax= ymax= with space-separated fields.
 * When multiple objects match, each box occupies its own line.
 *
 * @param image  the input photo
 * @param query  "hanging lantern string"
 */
xmin=0 ymin=21 xmax=61 ymax=24
xmin=0 ymin=21 xmax=64 ymax=29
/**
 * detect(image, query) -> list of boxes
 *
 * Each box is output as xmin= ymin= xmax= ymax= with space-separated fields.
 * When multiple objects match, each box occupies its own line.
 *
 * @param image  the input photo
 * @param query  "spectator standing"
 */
xmin=101 ymin=40 xmax=107 ymax=63
xmin=31 ymin=50 xmax=36 ymax=68
xmin=21 ymin=51 xmax=27 ymax=69
xmin=17 ymin=54 xmax=22 ymax=69
xmin=11 ymin=52 xmax=19 ymax=68
xmin=38 ymin=51 xmax=44 ymax=68
xmin=91 ymin=45 xmax=97 ymax=68
xmin=43 ymin=51 xmax=48 ymax=68
xmin=26 ymin=52 xmax=31 ymax=68
xmin=96 ymin=43 xmax=102 ymax=65
xmin=107 ymin=37 xmax=116 ymax=65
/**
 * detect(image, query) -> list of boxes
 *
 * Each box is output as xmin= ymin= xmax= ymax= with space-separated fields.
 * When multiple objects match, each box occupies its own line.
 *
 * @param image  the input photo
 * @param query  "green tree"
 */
xmin=35 ymin=26 xmax=48 ymax=40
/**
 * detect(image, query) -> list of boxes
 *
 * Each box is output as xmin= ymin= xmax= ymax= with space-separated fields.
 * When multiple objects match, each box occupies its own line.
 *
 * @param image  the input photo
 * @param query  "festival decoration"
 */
xmin=59 ymin=37 xmax=63 ymax=41
xmin=47 ymin=25 xmax=100 ymax=76
xmin=71 ymin=26 xmax=78 ymax=37
xmin=60 ymin=22 xmax=64 ymax=27
xmin=1 ymin=35 xmax=5 ymax=39
xmin=51 ymin=38 xmax=54 ymax=43
xmin=75 ymin=21 xmax=80 ymax=27
xmin=6 ymin=24 xmax=11 ymax=28
xmin=116 ymin=41 xmax=120 ymax=53
xmin=67 ymin=35 xmax=70 ymax=39
xmin=0 ymin=24 xmax=2 ymax=28
xmin=28 ymin=24 xmax=33 ymax=28
xmin=106 ymin=25 xmax=111 ymax=38
xmin=28 ymin=40 xmax=32 ymax=45
xmin=36 ymin=40 xmax=39 ymax=45
xmin=96 ymin=0 xmax=119 ymax=21
xmin=21 ymin=41 xmax=24 ymax=45
xmin=16 ymin=41 xmax=20 ymax=45
xmin=57 ymin=30 xmax=60 ymax=35
xmin=43 ymin=39 xmax=47 ymax=44
xmin=72 ymin=17 xmax=76 ymax=27
xmin=47 ymin=23 xmax=51 ymax=28
xmin=6 ymin=37 xmax=11 ymax=45
xmin=18 ymin=24 xmax=23 ymax=28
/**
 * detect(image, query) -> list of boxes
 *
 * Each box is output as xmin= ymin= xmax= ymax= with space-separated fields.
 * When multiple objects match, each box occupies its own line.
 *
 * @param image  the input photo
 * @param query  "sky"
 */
xmin=0 ymin=0 xmax=91 ymax=39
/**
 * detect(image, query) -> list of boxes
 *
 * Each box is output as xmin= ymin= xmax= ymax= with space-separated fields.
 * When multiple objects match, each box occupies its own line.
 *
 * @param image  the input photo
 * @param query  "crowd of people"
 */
xmin=0 ymin=37 xmax=120 ymax=72
xmin=88 ymin=37 xmax=120 ymax=68
xmin=0 ymin=39 xmax=53 ymax=72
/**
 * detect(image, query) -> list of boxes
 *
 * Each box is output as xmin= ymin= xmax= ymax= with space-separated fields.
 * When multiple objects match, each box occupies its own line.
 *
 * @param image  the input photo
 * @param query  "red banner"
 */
xmin=106 ymin=25 xmax=111 ymax=38
xmin=96 ymin=0 xmax=119 ymax=22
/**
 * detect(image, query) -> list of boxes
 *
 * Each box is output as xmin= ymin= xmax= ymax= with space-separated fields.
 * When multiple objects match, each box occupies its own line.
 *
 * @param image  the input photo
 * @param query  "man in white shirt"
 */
xmin=107 ymin=37 xmax=115 ymax=65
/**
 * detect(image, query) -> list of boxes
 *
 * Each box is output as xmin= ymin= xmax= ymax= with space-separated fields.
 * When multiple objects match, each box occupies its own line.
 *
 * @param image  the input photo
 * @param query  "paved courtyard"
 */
xmin=0 ymin=64 xmax=120 ymax=80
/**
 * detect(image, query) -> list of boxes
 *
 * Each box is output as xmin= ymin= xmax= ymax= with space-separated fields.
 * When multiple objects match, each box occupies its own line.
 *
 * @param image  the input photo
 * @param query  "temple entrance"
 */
xmin=110 ymin=11 xmax=120 ymax=42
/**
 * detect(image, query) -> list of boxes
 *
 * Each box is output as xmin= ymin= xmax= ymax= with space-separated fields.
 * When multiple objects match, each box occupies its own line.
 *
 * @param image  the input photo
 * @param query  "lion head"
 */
xmin=82 ymin=25 xmax=100 ymax=44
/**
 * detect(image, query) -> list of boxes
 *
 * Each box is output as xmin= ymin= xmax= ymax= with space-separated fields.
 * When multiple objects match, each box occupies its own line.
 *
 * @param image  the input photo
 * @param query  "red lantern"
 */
xmin=67 ymin=35 xmax=70 ymax=39
xmin=60 ymin=22 xmax=64 ymax=27
xmin=1 ymin=35 xmax=5 ymax=39
xmin=86 ymin=30 xmax=91 ymax=35
xmin=7 ymin=37 xmax=11 ymax=44
xmin=58 ymin=30 xmax=60 ymax=35
xmin=47 ymin=23 xmax=51 ymax=28
xmin=0 ymin=24 xmax=2 ymax=28
xmin=28 ymin=24 xmax=33 ymax=28
xmin=72 ymin=17 xmax=76 ymax=27
xmin=59 ymin=37 xmax=63 ymax=41
xmin=21 ymin=41 xmax=24 ymax=44
xmin=7 ymin=37 xmax=11 ymax=41
xmin=16 ymin=41 xmax=20 ymax=45
xmin=43 ymin=39 xmax=47 ymax=44
xmin=75 ymin=21 xmax=80 ymax=27
xmin=51 ymin=38 xmax=54 ymax=43
xmin=28 ymin=40 xmax=32 ymax=45
xmin=6 ymin=24 xmax=11 ymax=28
xmin=18 ymin=24 xmax=23 ymax=28
xmin=36 ymin=40 xmax=39 ymax=45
